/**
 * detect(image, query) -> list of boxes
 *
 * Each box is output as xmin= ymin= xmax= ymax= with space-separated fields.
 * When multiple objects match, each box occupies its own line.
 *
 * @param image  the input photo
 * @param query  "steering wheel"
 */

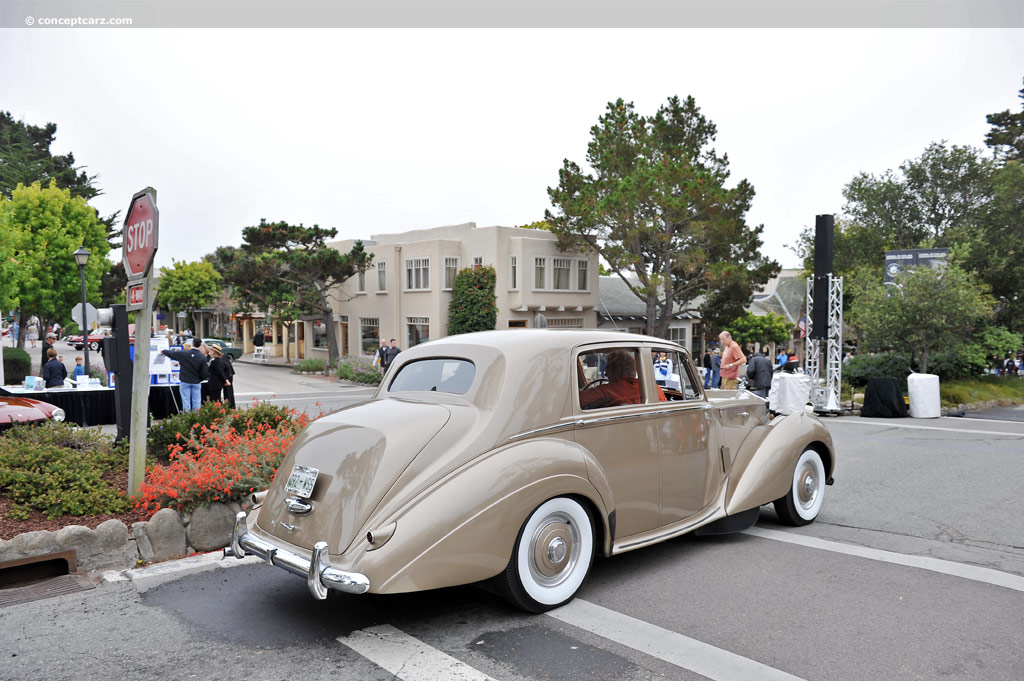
xmin=583 ymin=378 xmax=610 ymax=390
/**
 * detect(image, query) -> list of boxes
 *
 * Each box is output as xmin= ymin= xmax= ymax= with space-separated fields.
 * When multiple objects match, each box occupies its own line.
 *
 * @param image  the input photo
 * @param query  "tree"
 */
xmin=99 ymin=261 xmax=128 ymax=308
xmin=157 ymin=260 xmax=223 ymax=334
xmin=1 ymin=181 xmax=109 ymax=347
xmin=725 ymin=312 xmax=792 ymax=349
xmin=218 ymin=220 xmax=372 ymax=362
xmin=546 ymin=96 xmax=778 ymax=339
xmin=447 ymin=265 xmax=497 ymax=335
xmin=0 ymin=112 xmax=121 ymax=247
xmin=985 ymin=78 xmax=1024 ymax=162
xmin=846 ymin=264 xmax=993 ymax=373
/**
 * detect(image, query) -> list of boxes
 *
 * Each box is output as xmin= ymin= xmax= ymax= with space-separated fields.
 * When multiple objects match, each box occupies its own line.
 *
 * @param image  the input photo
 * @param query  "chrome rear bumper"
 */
xmin=223 ymin=511 xmax=370 ymax=599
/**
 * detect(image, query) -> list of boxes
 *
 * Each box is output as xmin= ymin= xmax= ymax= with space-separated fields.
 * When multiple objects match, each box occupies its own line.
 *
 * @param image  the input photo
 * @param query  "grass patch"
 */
xmin=939 ymin=376 xmax=1024 ymax=407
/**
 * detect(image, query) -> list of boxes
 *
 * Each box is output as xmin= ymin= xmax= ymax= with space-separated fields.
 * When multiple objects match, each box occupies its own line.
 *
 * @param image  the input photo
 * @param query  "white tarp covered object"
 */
xmin=768 ymin=372 xmax=812 ymax=415
xmin=907 ymin=372 xmax=941 ymax=418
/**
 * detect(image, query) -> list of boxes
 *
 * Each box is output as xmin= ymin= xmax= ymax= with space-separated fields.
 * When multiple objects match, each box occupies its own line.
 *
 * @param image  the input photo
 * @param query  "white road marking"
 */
xmin=338 ymin=624 xmax=497 ymax=681
xmin=549 ymin=598 xmax=806 ymax=681
xmin=743 ymin=527 xmax=1024 ymax=593
xmin=832 ymin=418 xmax=1024 ymax=438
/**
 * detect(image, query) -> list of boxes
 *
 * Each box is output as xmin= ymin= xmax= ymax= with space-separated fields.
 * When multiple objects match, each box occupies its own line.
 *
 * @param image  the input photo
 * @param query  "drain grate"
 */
xmin=0 ymin=573 xmax=95 ymax=607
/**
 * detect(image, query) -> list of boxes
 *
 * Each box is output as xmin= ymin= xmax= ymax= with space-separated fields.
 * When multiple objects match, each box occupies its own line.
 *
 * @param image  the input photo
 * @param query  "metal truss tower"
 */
xmin=805 ymin=274 xmax=844 ymax=413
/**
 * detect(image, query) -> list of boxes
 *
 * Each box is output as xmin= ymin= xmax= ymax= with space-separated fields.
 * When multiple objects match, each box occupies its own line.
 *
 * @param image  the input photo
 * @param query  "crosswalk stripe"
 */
xmin=548 ymin=598 xmax=807 ymax=681
xmin=743 ymin=526 xmax=1024 ymax=593
xmin=338 ymin=624 xmax=498 ymax=681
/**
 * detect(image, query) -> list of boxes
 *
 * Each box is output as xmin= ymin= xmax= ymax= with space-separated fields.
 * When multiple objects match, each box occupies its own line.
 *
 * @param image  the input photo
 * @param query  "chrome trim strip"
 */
xmin=615 ymin=507 xmax=722 ymax=551
xmin=224 ymin=512 xmax=370 ymax=597
xmin=506 ymin=421 xmax=575 ymax=442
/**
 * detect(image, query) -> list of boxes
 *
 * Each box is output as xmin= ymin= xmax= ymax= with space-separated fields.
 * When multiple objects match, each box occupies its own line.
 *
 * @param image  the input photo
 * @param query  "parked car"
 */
xmin=65 ymin=328 xmax=111 ymax=351
xmin=202 ymin=338 xmax=242 ymax=360
xmin=226 ymin=330 xmax=836 ymax=612
xmin=0 ymin=393 xmax=66 ymax=431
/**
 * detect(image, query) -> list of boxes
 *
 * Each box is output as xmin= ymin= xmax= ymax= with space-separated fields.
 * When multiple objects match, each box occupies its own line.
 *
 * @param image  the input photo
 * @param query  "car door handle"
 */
xmin=284 ymin=497 xmax=312 ymax=514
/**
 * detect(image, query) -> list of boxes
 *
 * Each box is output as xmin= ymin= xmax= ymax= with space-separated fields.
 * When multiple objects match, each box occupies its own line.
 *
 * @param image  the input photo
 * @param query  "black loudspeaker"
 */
xmin=810 ymin=214 xmax=834 ymax=340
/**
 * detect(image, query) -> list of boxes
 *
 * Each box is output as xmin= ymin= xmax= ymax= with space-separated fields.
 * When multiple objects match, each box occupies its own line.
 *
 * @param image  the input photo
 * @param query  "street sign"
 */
xmin=127 ymin=281 xmax=146 ymax=311
xmin=122 ymin=188 xmax=159 ymax=280
xmin=70 ymin=302 xmax=98 ymax=330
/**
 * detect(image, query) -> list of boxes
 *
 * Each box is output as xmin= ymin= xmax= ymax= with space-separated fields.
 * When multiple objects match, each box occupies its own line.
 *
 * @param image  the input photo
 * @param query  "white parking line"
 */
xmin=549 ymin=598 xmax=806 ymax=681
xmin=743 ymin=527 xmax=1024 ymax=593
xmin=338 ymin=624 xmax=497 ymax=681
xmin=832 ymin=418 xmax=1024 ymax=438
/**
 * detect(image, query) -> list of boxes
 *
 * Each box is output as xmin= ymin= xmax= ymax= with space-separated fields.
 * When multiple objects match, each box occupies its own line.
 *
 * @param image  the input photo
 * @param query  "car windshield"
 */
xmin=388 ymin=358 xmax=475 ymax=394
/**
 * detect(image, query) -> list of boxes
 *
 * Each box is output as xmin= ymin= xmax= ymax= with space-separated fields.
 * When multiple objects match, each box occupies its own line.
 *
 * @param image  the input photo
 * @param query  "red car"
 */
xmin=65 ymin=328 xmax=111 ymax=351
xmin=0 ymin=395 xmax=66 ymax=431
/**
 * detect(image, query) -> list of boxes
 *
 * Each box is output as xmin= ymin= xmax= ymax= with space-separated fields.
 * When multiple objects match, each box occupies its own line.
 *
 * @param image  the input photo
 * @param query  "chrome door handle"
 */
xmin=284 ymin=497 xmax=312 ymax=514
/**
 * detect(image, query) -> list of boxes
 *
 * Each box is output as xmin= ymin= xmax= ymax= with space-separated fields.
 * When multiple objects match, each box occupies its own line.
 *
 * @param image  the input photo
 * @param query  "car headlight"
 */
xmin=51 ymin=408 xmax=66 ymax=423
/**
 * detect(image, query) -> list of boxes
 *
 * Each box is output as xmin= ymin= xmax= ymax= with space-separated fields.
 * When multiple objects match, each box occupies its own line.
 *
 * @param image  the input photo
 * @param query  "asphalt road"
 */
xmin=2 ymin=365 xmax=1023 ymax=681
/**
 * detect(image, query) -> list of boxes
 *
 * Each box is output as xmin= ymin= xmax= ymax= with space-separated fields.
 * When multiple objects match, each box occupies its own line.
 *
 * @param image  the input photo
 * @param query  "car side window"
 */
xmin=653 ymin=349 xmax=701 ymax=401
xmin=578 ymin=348 xmax=646 ymax=410
xmin=389 ymin=358 xmax=475 ymax=394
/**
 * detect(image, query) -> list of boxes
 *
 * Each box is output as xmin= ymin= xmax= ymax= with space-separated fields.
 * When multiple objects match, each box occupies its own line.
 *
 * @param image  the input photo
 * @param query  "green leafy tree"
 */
xmin=546 ymin=96 xmax=778 ymax=339
xmin=985 ymin=78 xmax=1024 ymax=162
xmin=724 ymin=311 xmax=792 ymax=349
xmin=0 ymin=112 xmax=121 ymax=247
xmin=157 ymin=260 xmax=223 ymax=333
xmin=447 ymin=265 xmax=497 ymax=335
xmin=99 ymin=261 xmax=128 ymax=307
xmin=218 ymin=220 xmax=372 ymax=362
xmin=2 ymin=181 xmax=109 ymax=346
xmin=846 ymin=264 xmax=993 ymax=373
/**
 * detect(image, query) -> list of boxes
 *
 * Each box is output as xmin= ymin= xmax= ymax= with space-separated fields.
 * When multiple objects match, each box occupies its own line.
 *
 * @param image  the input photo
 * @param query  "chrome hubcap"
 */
xmin=530 ymin=513 xmax=579 ymax=586
xmin=547 ymin=537 xmax=567 ymax=564
xmin=798 ymin=464 xmax=818 ymax=509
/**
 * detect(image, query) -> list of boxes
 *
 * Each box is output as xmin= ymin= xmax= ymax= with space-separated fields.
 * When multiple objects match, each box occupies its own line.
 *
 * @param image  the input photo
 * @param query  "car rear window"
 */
xmin=388 ymin=358 xmax=475 ymax=394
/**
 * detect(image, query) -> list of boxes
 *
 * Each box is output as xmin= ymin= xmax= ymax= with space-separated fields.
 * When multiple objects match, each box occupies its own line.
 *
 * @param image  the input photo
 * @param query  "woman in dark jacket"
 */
xmin=206 ymin=344 xmax=232 ymax=402
xmin=42 ymin=348 xmax=68 ymax=387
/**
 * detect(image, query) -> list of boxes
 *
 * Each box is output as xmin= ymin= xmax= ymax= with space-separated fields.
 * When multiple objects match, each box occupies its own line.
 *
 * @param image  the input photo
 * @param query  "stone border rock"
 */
xmin=0 ymin=501 xmax=244 ymax=574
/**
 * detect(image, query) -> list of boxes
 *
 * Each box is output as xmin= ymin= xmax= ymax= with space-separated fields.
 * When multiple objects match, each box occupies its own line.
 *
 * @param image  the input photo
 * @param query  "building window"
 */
xmin=510 ymin=255 xmax=518 ymax=290
xmin=407 ymin=316 xmax=430 ymax=347
xmin=472 ymin=256 xmax=483 ymax=267
xmin=547 ymin=317 xmax=584 ymax=328
xmin=577 ymin=260 xmax=589 ymax=291
xmin=534 ymin=257 xmax=546 ymax=290
xmin=668 ymin=326 xmax=687 ymax=347
xmin=313 ymin=321 xmax=328 ymax=349
xmin=377 ymin=261 xmax=387 ymax=292
xmin=553 ymin=258 xmax=571 ymax=290
xmin=444 ymin=256 xmax=460 ymax=290
xmin=406 ymin=257 xmax=430 ymax=290
xmin=356 ymin=270 xmax=366 ymax=293
xmin=360 ymin=317 xmax=380 ymax=355
xmin=508 ymin=319 xmax=527 ymax=328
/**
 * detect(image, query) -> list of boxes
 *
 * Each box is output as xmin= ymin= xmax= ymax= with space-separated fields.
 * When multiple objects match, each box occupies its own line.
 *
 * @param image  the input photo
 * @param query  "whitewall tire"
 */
xmin=774 ymin=449 xmax=826 ymax=526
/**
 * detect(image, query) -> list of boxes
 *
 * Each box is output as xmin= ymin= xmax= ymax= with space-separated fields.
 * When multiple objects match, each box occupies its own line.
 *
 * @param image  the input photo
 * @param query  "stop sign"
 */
xmin=122 ymin=187 xmax=159 ymax=279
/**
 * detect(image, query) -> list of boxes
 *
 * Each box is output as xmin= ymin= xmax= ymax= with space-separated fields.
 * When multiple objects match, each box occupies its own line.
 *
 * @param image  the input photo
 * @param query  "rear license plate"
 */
xmin=285 ymin=464 xmax=319 ymax=498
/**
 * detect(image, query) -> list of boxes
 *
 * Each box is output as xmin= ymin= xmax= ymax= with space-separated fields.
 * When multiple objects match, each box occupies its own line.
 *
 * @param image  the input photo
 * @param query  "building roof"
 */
xmin=596 ymin=276 xmax=701 ymax=321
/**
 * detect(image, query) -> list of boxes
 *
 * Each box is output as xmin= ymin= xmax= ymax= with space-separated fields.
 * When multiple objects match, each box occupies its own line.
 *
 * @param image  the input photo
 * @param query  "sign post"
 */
xmin=123 ymin=187 xmax=159 ymax=497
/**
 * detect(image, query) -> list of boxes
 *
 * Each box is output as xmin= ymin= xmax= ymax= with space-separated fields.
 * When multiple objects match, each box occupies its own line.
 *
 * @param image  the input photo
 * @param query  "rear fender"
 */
xmin=725 ymin=412 xmax=834 ymax=515
xmin=361 ymin=439 xmax=608 ymax=594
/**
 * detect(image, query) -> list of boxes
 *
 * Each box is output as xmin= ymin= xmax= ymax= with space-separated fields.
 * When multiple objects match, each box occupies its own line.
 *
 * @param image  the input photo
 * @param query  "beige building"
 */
xmin=302 ymin=222 xmax=600 ymax=359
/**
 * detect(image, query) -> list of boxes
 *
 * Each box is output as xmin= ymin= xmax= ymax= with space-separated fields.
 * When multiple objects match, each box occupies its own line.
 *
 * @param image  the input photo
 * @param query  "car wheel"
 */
xmin=497 ymin=497 xmax=594 ymax=613
xmin=773 ymin=448 xmax=826 ymax=526
xmin=89 ymin=341 xmax=100 ymax=351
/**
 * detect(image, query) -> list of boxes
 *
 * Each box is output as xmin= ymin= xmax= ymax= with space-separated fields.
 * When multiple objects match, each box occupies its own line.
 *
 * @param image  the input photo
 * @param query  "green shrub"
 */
xmin=2 ymin=347 xmax=32 ymax=384
xmin=293 ymin=358 xmax=327 ymax=373
xmin=0 ymin=421 xmax=130 ymax=519
xmin=336 ymin=355 xmax=382 ymax=385
xmin=447 ymin=265 xmax=497 ymax=335
xmin=843 ymin=352 xmax=913 ymax=389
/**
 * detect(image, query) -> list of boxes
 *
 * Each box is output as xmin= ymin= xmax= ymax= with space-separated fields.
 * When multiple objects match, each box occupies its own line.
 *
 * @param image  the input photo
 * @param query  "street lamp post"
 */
xmin=73 ymin=246 xmax=91 ymax=376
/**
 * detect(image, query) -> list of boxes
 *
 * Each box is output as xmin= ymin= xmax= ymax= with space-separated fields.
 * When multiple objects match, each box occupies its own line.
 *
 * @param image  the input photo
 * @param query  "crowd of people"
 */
xmin=161 ymin=336 xmax=235 ymax=412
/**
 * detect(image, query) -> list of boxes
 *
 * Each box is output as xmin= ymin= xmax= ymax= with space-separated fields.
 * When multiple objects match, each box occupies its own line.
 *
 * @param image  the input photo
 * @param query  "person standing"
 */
xmin=252 ymin=327 xmax=265 ymax=349
xmin=162 ymin=338 xmax=209 ymax=412
xmin=27 ymin=320 xmax=39 ymax=348
xmin=206 ymin=344 xmax=232 ymax=403
xmin=42 ymin=348 xmax=67 ymax=387
xmin=711 ymin=348 xmax=722 ymax=388
xmin=383 ymin=338 xmax=401 ymax=371
xmin=375 ymin=338 xmax=388 ymax=368
xmin=747 ymin=348 xmax=774 ymax=399
xmin=40 ymin=332 xmax=56 ymax=373
xmin=73 ymin=356 xmax=85 ymax=380
xmin=718 ymin=330 xmax=747 ymax=390
xmin=702 ymin=349 xmax=713 ymax=388
xmin=776 ymin=348 xmax=788 ymax=367
xmin=222 ymin=355 xmax=237 ymax=408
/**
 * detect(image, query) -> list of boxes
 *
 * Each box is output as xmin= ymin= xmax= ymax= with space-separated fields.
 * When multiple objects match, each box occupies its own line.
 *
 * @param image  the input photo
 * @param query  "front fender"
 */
xmin=355 ymin=438 xmax=608 ymax=594
xmin=725 ymin=412 xmax=835 ymax=515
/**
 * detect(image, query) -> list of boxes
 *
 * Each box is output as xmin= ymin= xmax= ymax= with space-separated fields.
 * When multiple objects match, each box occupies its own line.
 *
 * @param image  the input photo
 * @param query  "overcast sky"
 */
xmin=2 ymin=28 xmax=1021 ymax=271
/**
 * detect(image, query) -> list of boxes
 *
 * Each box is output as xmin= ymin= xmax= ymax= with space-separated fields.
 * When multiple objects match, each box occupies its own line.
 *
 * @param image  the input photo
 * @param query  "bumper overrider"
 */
xmin=223 ymin=511 xmax=370 ymax=599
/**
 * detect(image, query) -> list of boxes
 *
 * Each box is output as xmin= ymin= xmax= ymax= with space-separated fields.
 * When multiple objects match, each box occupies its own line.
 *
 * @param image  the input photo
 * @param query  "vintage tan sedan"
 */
xmin=227 ymin=330 xmax=835 ymax=612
